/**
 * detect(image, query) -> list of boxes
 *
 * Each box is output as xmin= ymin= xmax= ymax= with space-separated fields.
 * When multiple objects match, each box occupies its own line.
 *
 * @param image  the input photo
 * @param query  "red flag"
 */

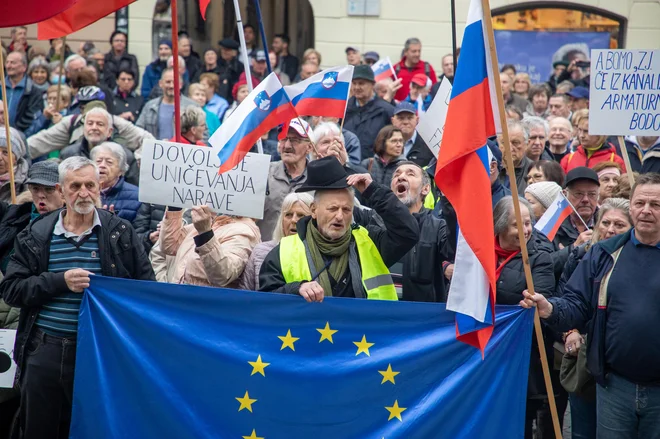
xmin=37 ymin=0 xmax=137 ymax=40
xmin=200 ymin=0 xmax=211 ymax=20
xmin=0 ymin=0 xmax=77 ymax=27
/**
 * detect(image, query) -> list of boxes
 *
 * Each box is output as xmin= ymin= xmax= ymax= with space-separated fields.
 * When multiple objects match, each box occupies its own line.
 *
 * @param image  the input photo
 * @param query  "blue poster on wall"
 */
xmin=494 ymin=30 xmax=611 ymax=83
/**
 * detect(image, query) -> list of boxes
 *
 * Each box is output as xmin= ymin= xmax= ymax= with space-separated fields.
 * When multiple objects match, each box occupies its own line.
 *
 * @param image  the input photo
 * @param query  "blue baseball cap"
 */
xmin=393 ymin=102 xmax=416 ymax=115
xmin=567 ymin=86 xmax=589 ymax=100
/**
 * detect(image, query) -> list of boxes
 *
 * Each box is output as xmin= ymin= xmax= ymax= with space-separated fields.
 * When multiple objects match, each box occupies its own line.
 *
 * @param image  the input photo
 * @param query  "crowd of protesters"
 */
xmin=0 ymin=24 xmax=657 ymax=439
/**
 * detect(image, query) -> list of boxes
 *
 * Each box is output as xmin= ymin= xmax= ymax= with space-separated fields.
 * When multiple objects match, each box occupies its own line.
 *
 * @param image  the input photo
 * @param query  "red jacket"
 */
xmin=560 ymin=142 xmax=626 ymax=173
xmin=393 ymin=58 xmax=437 ymax=101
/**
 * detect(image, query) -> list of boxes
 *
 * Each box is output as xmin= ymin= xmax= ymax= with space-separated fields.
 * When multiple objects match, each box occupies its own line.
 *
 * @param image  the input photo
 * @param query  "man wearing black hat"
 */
xmin=344 ymin=65 xmax=395 ymax=160
xmin=216 ymin=39 xmax=244 ymax=103
xmin=547 ymin=60 xmax=568 ymax=93
xmin=557 ymin=167 xmax=600 ymax=251
xmin=259 ymin=156 xmax=419 ymax=300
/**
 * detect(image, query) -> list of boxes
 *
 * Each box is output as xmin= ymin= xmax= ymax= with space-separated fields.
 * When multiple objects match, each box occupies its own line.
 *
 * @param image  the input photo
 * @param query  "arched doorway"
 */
xmin=491 ymin=2 xmax=626 ymax=83
xmin=151 ymin=0 xmax=314 ymax=60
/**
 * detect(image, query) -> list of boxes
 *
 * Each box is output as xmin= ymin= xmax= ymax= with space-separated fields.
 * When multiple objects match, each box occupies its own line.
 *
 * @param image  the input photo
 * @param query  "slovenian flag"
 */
xmin=371 ymin=57 xmax=396 ymax=82
xmin=209 ymin=72 xmax=297 ymax=173
xmin=283 ymin=66 xmax=354 ymax=119
xmin=435 ymin=0 xmax=501 ymax=353
xmin=534 ymin=193 xmax=573 ymax=241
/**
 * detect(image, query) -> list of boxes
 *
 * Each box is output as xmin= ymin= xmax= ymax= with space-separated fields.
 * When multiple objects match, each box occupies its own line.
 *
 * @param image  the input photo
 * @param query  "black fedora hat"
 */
xmin=296 ymin=157 xmax=355 ymax=192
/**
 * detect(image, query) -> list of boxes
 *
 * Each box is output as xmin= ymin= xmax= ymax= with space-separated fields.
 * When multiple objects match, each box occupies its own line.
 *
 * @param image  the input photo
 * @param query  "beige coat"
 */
xmin=160 ymin=210 xmax=261 ymax=287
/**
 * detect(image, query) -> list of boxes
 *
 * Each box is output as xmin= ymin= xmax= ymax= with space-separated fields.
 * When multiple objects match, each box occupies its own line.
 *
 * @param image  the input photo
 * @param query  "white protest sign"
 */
xmin=417 ymin=78 xmax=453 ymax=158
xmin=589 ymin=49 xmax=660 ymax=135
xmin=0 ymin=329 xmax=17 ymax=388
xmin=138 ymin=139 xmax=270 ymax=219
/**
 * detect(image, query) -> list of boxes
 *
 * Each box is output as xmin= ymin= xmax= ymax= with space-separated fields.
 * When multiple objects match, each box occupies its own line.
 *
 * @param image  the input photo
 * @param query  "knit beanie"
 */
xmin=525 ymin=181 xmax=562 ymax=209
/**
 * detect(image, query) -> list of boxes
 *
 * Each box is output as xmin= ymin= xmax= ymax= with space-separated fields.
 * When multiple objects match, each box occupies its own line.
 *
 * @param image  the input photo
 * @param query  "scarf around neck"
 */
xmin=495 ymin=236 xmax=521 ymax=280
xmin=306 ymin=220 xmax=352 ymax=296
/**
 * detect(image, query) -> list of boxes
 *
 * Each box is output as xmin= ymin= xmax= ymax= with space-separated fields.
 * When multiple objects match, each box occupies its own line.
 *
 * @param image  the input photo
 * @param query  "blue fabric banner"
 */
xmin=70 ymin=276 xmax=534 ymax=439
xmin=494 ymin=30 xmax=611 ymax=83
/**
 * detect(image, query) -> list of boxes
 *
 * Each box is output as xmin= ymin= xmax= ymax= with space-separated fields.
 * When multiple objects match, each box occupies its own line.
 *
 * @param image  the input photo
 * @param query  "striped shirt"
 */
xmin=35 ymin=210 xmax=103 ymax=337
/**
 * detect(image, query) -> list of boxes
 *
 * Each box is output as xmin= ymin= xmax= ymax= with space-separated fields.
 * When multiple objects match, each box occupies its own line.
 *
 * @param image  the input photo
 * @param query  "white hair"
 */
xmin=313 ymin=122 xmax=344 ymax=145
xmin=64 ymin=54 xmax=87 ymax=72
xmin=58 ymin=156 xmax=99 ymax=185
xmin=90 ymin=142 xmax=129 ymax=174
xmin=84 ymin=107 xmax=114 ymax=130
xmin=523 ymin=116 xmax=550 ymax=137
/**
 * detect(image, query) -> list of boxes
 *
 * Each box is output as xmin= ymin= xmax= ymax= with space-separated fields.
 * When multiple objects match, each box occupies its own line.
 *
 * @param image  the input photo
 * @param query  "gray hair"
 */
xmin=64 ymin=54 xmax=87 ymax=71
xmin=9 ymin=51 xmax=27 ymax=67
xmin=313 ymin=188 xmax=355 ymax=206
xmin=404 ymin=38 xmax=422 ymax=51
xmin=90 ymin=142 xmax=129 ymax=174
xmin=591 ymin=197 xmax=631 ymax=245
xmin=313 ymin=122 xmax=344 ymax=145
xmin=272 ymin=192 xmax=314 ymax=242
xmin=493 ymin=196 xmax=535 ymax=236
xmin=180 ymin=106 xmax=206 ymax=133
xmin=28 ymin=58 xmax=51 ymax=76
xmin=167 ymin=55 xmax=186 ymax=68
xmin=84 ymin=107 xmax=113 ymax=130
xmin=523 ymin=116 xmax=549 ymax=137
xmin=507 ymin=120 xmax=529 ymax=142
xmin=58 ymin=156 xmax=99 ymax=185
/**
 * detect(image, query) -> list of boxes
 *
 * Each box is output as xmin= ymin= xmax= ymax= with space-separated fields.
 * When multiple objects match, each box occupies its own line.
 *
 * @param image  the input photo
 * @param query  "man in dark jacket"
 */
xmin=259 ymin=157 xmax=419 ymax=299
xmin=179 ymin=36 xmax=202 ymax=84
xmin=555 ymin=167 xmax=600 ymax=251
xmin=388 ymin=162 xmax=451 ymax=302
xmin=5 ymin=51 xmax=43 ymax=132
xmin=344 ymin=65 xmax=394 ymax=160
xmin=391 ymin=102 xmax=434 ymax=167
xmin=111 ymin=69 xmax=144 ymax=123
xmin=102 ymin=31 xmax=140 ymax=91
xmin=141 ymin=40 xmax=172 ymax=98
xmin=216 ymin=39 xmax=244 ymax=103
xmin=272 ymin=34 xmax=299 ymax=83
xmin=616 ymin=135 xmax=660 ymax=174
xmin=0 ymin=161 xmax=63 ymax=274
xmin=0 ymin=156 xmax=154 ymax=439
xmin=522 ymin=172 xmax=660 ymax=439
xmin=498 ymin=120 xmax=532 ymax=195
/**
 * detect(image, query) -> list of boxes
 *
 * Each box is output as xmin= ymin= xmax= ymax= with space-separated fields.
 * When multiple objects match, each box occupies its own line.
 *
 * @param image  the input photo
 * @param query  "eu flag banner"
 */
xmin=71 ymin=276 xmax=534 ymax=439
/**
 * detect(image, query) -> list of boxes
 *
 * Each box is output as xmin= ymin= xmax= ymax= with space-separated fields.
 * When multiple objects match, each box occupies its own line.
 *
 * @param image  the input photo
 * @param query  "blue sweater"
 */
xmin=101 ymin=177 xmax=141 ymax=223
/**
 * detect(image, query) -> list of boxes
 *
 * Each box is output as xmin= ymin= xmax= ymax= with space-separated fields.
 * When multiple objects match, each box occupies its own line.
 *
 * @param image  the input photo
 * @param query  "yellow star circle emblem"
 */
xmin=278 ymin=329 xmax=299 ymax=351
xmin=378 ymin=364 xmax=400 ymax=384
xmin=248 ymin=355 xmax=270 ymax=377
xmin=316 ymin=322 xmax=338 ymax=343
xmin=236 ymin=391 xmax=257 ymax=413
xmin=353 ymin=335 xmax=375 ymax=356
xmin=385 ymin=400 xmax=407 ymax=422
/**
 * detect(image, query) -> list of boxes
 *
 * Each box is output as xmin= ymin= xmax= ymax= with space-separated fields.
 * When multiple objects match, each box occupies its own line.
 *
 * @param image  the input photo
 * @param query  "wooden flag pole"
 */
xmin=0 ymin=41 xmax=17 ymax=204
xmin=54 ymin=36 xmax=67 ymax=116
xmin=480 ymin=1 xmax=563 ymax=438
xmin=617 ymin=135 xmax=635 ymax=187
xmin=171 ymin=0 xmax=182 ymax=143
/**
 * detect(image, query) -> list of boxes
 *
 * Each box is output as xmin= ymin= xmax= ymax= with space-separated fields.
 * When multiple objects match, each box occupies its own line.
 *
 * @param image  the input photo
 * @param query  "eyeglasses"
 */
xmin=278 ymin=137 xmax=310 ymax=146
xmin=569 ymin=190 xmax=598 ymax=200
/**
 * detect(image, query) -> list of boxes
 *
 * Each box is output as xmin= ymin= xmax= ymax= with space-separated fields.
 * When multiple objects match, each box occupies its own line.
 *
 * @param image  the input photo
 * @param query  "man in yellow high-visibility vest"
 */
xmin=259 ymin=156 xmax=419 ymax=301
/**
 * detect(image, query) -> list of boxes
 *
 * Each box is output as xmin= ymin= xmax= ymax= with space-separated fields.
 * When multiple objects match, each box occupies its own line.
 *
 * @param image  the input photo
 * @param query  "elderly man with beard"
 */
xmin=0 ymin=157 xmax=154 ymax=438
xmin=387 ymin=162 xmax=451 ymax=302
xmin=259 ymin=157 xmax=419 ymax=300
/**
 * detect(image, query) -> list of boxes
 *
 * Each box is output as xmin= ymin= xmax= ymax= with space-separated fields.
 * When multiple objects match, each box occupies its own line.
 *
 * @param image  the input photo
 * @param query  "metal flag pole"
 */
xmin=450 ymin=0 xmax=458 ymax=71
xmin=0 ymin=41 xmax=17 ymax=204
xmin=253 ymin=0 xmax=272 ymax=74
xmin=234 ymin=0 xmax=264 ymax=154
xmin=480 ymin=0 xmax=563 ymax=437
xmin=171 ymin=0 xmax=182 ymax=143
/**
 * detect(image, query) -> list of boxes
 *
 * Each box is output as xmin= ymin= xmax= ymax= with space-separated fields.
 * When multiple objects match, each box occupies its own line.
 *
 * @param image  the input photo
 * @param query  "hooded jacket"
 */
xmin=560 ymin=142 xmax=626 ymax=173
xmin=160 ymin=210 xmax=261 ymax=287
